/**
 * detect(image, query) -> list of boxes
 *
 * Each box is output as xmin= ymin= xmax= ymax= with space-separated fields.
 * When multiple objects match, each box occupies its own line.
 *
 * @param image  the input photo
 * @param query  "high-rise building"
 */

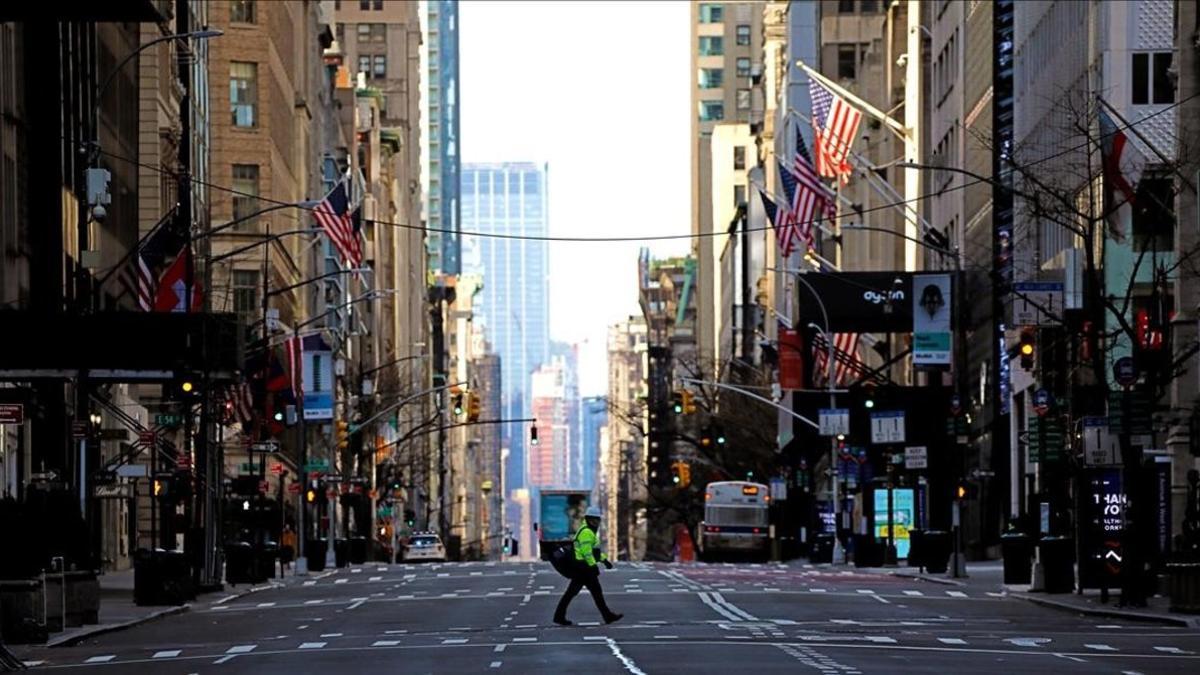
xmin=691 ymin=2 xmax=764 ymax=373
xmin=549 ymin=341 xmax=581 ymax=484
xmin=460 ymin=162 xmax=550 ymax=500
xmin=603 ymin=316 xmax=647 ymax=558
xmin=580 ymin=396 xmax=607 ymax=492
xmin=530 ymin=359 xmax=570 ymax=488
xmin=422 ymin=0 xmax=461 ymax=275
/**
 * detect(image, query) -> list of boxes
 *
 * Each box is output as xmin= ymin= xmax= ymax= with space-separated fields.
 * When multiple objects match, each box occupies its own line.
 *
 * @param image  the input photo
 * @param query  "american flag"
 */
xmin=223 ymin=381 xmax=254 ymax=425
xmin=759 ymin=189 xmax=795 ymax=258
xmin=122 ymin=207 xmax=187 ymax=311
xmin=812 ymin=332 xmax=861 ymax=386
xmin=790 ymin=129 xmax=837 ymax=247
xmin=313 ymin=180 xmax=362 ymax=267
xmin=809 ymin=78 xmax=862 ymax=183
xmin=285 ymin=334 xmax=304 ymax=402
xmin=776 ymin=160 xmax=801 ymax=256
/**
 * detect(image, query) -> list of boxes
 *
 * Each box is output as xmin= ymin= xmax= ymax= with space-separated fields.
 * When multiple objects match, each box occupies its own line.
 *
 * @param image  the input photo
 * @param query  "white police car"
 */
xmin=400 ymin=531 xmax=446 ymax=563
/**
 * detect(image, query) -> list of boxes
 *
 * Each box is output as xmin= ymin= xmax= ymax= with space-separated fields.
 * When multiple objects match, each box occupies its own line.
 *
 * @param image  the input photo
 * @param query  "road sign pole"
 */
xmin=295 ymin=335 xmax=309 ymax=575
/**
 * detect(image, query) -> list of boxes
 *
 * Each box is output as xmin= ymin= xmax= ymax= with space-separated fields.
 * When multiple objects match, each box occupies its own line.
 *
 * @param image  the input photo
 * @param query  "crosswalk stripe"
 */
xmin=1085 ymin=644 xmax=1116 ymax=651
xmin=84 ymin=656 xmax=115 ymax=663
xmin=946 ymin=590 xmax=968 ymax=598
xmin=373 ymin=640 xmax=401 ymax=647
xmin=938 ymin=638 xmax=967 ymax=645
xmin=299 ymin=642 xmax=326 ymax=649
xmin=226 ymin=645 xmax=256 ymax=654
xmin=152 ymin=650 xmax=181 ymax=658
xmin=903 ymin=590 xmax=924 ymax=596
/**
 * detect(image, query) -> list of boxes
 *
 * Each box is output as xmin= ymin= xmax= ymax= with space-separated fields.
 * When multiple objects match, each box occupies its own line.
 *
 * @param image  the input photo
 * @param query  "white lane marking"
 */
xmin=373 ymin=640 xmax=400 ymax=647
xmin=348 ymin=598 xmax=368 ymax=610
xmin=498 ymin=587 xmax=513 ymax=591
xmin=987 ymin=592 xmax=1006 ymax=597
xmin=370 ymin=576 xmax=383 ymax=581
xmin=513 ymin=637 xmax=537 ymax=642
xmin=350 ymin=568 xmax=362 ymax=573
xmin=903 ymin=590 xmax=924 ymax=596
xmin=377 ymin=566 xmax=389 ymax=572
xmin=491 ymin=661 xmax=502 ymax=668
xmin=437 ymin=573 xmax=450 ymax=577
xmin=304 ymin=600 xmax=324 ymax=605
xmin=654 ymin=635 xmax=678 ymax=639
xmin=385 ymin=629 xmax=408 ymax=635
xmin=856 ymin=589 xmax=876 ymax=594
xmin=303 ymin=581 xmax=316 ymax=586
xmin=584 ymin=636 xmax=608 ymax=641
xmin=334 ymin=578 xmax=348 ymax=584
xmin=299 ymin=642 xmax=326 ymax=649
xmin=471 ymin=572 xmax=484 ymax=576
xmin=211 ymin=605 xmax=231 ymax=611
xmin=226 ymin=645 xmax=257 ymax=654
xmin=1085 ymin=644 xmax=1117 ymax=651
xmin=84 ymin=656 xmax=115 ymax=664
xmin=257 ymin=602 xmax=275 ymax=607
xmin=871 ymin=594 xmax=892 ymax=604
xmin=487 ymin=591 xmax=505 ymax=596
xmin=515 ymin=624 xmax=537 ymax=629
xmin=938 ymin=638 xmax=967 ymax=645
xmin=1005 ymin=637 xmax=1051 ymax=648
xmin=396 ymin=594 xmax=414 ymax=599
xmin=604 ymin=637 xmax=648 ymax=675
xmin=21 ymin=662 xmax=45 ymax=668
xmin=494 ymin=644 xmax=506 ymax=653
xmin=442 ymin=638 xmax=469 ymax=644
xmin=711 ymin=592 xmax=758 ymax=621
xmin=1154 ymin=646 xmax=1192 ymax=654
xmin=1055 ymin=654 xmax=1087 ymax=663
xmin=697 ymin=592 xmax=742 ymax=621
xmin=809 ymin=588 xmax=828 ymax=593
xmin=320 ymin=633 xmax=343 ymax=638
xmin=946 ymin=591 xmax=968 ymax=598
xmin=297 ymin=625 xmax=309 ymax=630
xmin=152 ymin=650 xmax=181 ymax=659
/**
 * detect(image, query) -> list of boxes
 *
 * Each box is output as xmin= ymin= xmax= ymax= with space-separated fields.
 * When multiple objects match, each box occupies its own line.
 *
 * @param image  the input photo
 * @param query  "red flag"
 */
xmin=153 ymin=249 xmax=202 ymax=312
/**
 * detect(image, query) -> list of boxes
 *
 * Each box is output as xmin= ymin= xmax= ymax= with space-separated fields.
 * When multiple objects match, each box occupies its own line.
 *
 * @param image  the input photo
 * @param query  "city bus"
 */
xmin=698 ymin=481 xmax=770 ymax=562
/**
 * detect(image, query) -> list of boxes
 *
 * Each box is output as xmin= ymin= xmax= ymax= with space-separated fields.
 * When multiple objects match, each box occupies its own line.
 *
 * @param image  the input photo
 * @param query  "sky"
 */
xmin=459 ymin=0 xmax=690 ymax=396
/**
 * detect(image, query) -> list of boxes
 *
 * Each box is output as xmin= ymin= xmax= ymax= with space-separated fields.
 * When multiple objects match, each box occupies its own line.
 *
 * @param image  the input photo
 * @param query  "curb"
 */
xmin=45 ymin=605 xmax=188 ymax=648
xmin=47 ymin=580 xmax=284 ymax=648
xmin=1010 ymin=592 xmax=1200 ymax=628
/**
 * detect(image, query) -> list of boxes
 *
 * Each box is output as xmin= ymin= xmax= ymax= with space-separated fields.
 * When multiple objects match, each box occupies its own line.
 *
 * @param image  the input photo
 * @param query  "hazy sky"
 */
xmin=459 ymin=0 xmax=690 ymax=396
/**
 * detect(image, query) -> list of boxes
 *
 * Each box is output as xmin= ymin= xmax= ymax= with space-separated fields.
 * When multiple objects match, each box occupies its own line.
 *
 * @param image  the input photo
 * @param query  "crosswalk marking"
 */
xmin=903 ymin=590 xmax=924 ymax=596
xmin=305 ymin=599 xmax=324 ymax=604
xmin=1085 ymin=644 xmax=1116 ymax=651
xmin=946 ymin=591 xmax=968 ymax=598
xmin=226 ymin=645 xmax=256 ymax=654
xmin=491 ymin=661 xmax=502 ymax=668
xmin=373 ymin=640 xmax=401 ymax=647
xmin=1154 ymin=646 xmax=1189 ymax=654
xmin=152 ymin=650 xmax=181 ymax=659
xmin=334 ymin=579 xmax=348 ymax=584
xmin=938 ymin=638 xmax=967 ymax=645
xmin=299 ymin=642 xmax=326 ymax=649
xmin=84 ymin=656 xmax=115 ymax=664
xmin=513 ymin=637 xmax=537 ymax=642
xmin=257 ymin=602 xmax=275 ymax=607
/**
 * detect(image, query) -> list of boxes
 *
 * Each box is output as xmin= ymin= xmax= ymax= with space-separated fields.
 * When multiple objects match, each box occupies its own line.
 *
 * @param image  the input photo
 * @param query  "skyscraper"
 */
xmin=422 ymin=0 xmax=461 ymax=275
xmin=460 ymin=162 xmax=550 ymax=511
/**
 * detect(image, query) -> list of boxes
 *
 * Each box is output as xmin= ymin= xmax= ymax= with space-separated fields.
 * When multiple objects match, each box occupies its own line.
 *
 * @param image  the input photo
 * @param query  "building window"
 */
xmin=373 ymin=55 xmax=387 ymax=78
xmin=736 ymin=57 xmax=751 ymax=77
xmin=839 ymin=0 xmax=855 ymax=12
xmin=232 ymin=270 xmax=260 ymax=322
xmin=860 ymin=0 xmax=878 ymax=11
xmin=231 ymin=164 xmax=260 ymax=230
xmin=359 ymin=0 xmax=370 ymax=9
xmin=699 ymin=36 xmax=724 ymax=57
xmin=699 ymin=100 xmax=724 ymax=122
xmin=1132 ymin=52 xmax=1175 ymax=105
xmin=837 ymin=44 xmax=858 ymax=80
xmin=374 ymin=0 xmax=383 ymax=8
xmin=698 ymin=68 xmax=723 ymax=89
xmin=358 ymin=24 xmax=370 ymax=42
xmin=358 ymin=55 xmax=371 ymax=75
xmin=699 ymin=3 xmax=723 ymax=23
xmin=736 ymin=24 xmax=751 ymax=46
xmin=736 ymin=88 xmax=751 ymax=110
xmin=733 ymin=146 xmax=745 ymax=170
xmin=734 ymin=184 xmax=746 ymax=207
xmin=371 ymin=23 xmax=386 ymax=41
xmin=1131 ymin=174 xmax=1175 ymax=251
xmin=230 ymin=0 xmax=255 ymax=23
xmin=230 ymin=62 xmax=257 ymax=127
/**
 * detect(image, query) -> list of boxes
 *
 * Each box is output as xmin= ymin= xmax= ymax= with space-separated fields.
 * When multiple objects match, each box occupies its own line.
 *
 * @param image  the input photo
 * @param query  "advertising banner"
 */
xmin=302 ymin=335 xmax=334 ymax=420
xmin=874 ymin=488 xmax=914 ymax=559
xmin=913 ymin=274 xmax=952 ymax=366
xmin=778 ymin=324 xmax=804 ymax=390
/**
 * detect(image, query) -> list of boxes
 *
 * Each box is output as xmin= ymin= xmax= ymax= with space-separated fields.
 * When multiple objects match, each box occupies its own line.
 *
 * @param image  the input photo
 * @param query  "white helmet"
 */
xmin=585 ymin=506 xmax=603 ymax=519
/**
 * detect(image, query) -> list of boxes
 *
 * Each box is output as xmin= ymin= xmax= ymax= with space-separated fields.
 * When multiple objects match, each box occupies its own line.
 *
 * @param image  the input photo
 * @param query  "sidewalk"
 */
xmin=807 ymin=558 xmax=1200 ymax=628
xmin=44 ymin=566 xmax=289 ymax=647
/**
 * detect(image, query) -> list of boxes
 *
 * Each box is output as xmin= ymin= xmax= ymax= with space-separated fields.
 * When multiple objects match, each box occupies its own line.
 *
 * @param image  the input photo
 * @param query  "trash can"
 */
xmin=133 ymin=548 xmax=160 ymax=605
xmin=1001 ymin=532 xmax=1034 ymax=585
xmin=907 ymin=530 xmax=925 ymax=569
xmin=1039 ymin=536 xmax=1074 ymax=593
xmin=923 ymin=530 xmax=950 ymax=574
xmin=259 ymin=542 xmax=279 ymax=581
xmin=158 ymin=550 xmax=194 ymax=604
xmin=306 ymin=538 xmax=328 ymax=572
xmin=810 ymin=533 xmax=834 ymax=564
xmin=334 ymin=539 xmax=350 ymax=568
xmin=225 ymin=542 xmax=253 ymax=586
xmin=349 ymin=536 xmax=368 ymax=565
xmin=1167 ymin=562 xmax=1200 ymax=613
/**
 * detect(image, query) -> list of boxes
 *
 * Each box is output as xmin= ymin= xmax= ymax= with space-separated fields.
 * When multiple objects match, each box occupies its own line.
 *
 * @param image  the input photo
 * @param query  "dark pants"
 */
xmin=554 ymin=565 xmax=614 ymax=620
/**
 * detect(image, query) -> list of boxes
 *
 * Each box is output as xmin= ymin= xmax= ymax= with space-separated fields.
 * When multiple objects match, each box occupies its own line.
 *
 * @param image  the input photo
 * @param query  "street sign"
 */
xmin=115 ymin=464 xmax=149 ymax=478
xmin=1107 ymin=390 xmax=1153 ymax=435
xmin=238 ymin=462 xmax=257 ymax=475
xmin=1083 ymin=417 xmax=1120 ymax=466
xmin=251 ymin=442 xmax=278 ymax=454
xmin=287 ymin=483 xmax=302 ymax=494
xmin=93 ymin=484 xmax=132 ymax=499
xmin=0 ymin=404 xmax=23 ymax=424
xmin=137 ymin=430 xmax=156 ymax=445
xmin=258 ymin=480 xmax=270 ymax=494
xmin=818 ymin=408 xmax=850 ymax=437
xmin=1012 ymin=281 xmax=1064 ymax=326
xmin=155 ymin=413 xmax=182 ymax=427
xmin=71 ymin=421 xmax=88 ymax=439
xmin=870 ymin=411 xmax=905 ymax=444
xmin=904 ymin=446 xmax=928 ymax=470
xmin=1032 ymin=389 xmax=1051 ymax=416
xmin=98 ymin=428 xmax=130 ymax=441
xmin=92 ymin=470 xmax=117 ymax=484
xmin=269 ymin=463 xmax=285 ymax=476
xmin=1027 ymin=415 xmax=1066 ymax=463
xmin=303 ymin=459 xmax=330 ymax=472
xmin=1113 ymin=356 xmax=1138 ymax=387
xmin=769 ymin=477 xmax=788 ymax=502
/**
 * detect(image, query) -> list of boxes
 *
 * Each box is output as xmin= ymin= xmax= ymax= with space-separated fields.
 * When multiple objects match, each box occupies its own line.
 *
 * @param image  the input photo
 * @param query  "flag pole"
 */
xmin=1097 ymin=96 xmax=1197 ymax=194
xmin=795 ymin=59 xmax=908 ymax=138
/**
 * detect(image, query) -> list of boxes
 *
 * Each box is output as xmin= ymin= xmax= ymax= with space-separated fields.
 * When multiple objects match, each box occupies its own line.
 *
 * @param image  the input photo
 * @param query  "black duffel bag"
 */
xmin=549 ymin=544 xmax=577 ymax=579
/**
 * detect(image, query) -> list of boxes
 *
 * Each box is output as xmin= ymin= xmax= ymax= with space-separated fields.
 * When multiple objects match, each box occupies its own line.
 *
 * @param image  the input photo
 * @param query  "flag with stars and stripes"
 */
xmin=776 ymin=160 xmax=801 ymax=256
xmin=812 ymin=331 xmax=861 ymax=386
xmin=313 ymin=179 xmax=362 ymax=267
xmin=759 ymin=189 xmax=795 ymax=258
xmin=791 ymin=128 xmax=837 ymax=247
xmin=809 ymin=78 xmax=862 ymax=183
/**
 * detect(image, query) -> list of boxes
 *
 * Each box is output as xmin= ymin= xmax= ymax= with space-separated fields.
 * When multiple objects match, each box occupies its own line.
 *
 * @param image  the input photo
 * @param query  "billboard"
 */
xmin=302 ymin=335 xmax=334 ymax=420
xmin=912 ymin=274 xmax=952 ymax=366
xmin=874 ymin=488 xmax=915 ymax=559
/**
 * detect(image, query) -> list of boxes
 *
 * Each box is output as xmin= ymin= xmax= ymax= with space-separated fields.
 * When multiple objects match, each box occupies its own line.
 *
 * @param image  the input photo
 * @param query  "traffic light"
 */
xmin=1018 ymin=328 xmax=1036 ymax=370
xmin=955 ymin=479 xmax=977 ymax=500
xmin=306 ymin=487 xmax=317 ymax=503
xmin=671 ymin=391 xmax=684 ymax=415
xmin=404 ymin=508 xmax=416 ymax=528
xmin=714 ymin=424 xmax=726 ymax=446
xmin=169 ymin=372 xmax=201 ymax=400
xmin=682 ymin=390 xmax=697 ymax=414
xmin=530 ymin=424 xmax=539 ymax=446
xmin=672 ymin=460 xmax=691 ymax=488
xmin=153 ymin=477 xmax=169 ymax=498
xmin=452 ymin=393 xmax=464 ymax=416
xmin=862 ymin=383 xmax=876 ymax=409
xmin=467 ymin=391 xmax=481 ymax=423
xmin=699 ymin=427 xmax=713 ymax=447
xmin=336 ymin=420 xmax=350 ymax=451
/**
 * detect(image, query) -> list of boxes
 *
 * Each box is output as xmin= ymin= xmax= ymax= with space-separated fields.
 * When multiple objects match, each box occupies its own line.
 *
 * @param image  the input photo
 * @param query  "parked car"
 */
xmin=400 ymin=532 xmax=446 ymax=563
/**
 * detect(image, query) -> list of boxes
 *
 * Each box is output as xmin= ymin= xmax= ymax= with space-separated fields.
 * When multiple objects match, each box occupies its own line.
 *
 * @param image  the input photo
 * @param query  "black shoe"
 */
xmin=604 ymin=613 xmax=623 ymax=624
xmin=553 ymin=617 xmax=573 ymax=626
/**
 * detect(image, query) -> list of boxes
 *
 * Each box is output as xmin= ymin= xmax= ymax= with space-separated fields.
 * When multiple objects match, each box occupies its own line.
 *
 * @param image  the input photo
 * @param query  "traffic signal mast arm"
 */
xmin=351 ymin=380 xmax=467 ymax=434
xmin=677 ymin=377 xmax=821 ymax=430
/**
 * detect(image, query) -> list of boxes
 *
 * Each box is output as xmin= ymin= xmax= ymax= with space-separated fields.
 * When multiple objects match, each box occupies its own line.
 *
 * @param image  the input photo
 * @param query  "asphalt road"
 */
xmin=17 ymin=560 xmax=1200 ymax=674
